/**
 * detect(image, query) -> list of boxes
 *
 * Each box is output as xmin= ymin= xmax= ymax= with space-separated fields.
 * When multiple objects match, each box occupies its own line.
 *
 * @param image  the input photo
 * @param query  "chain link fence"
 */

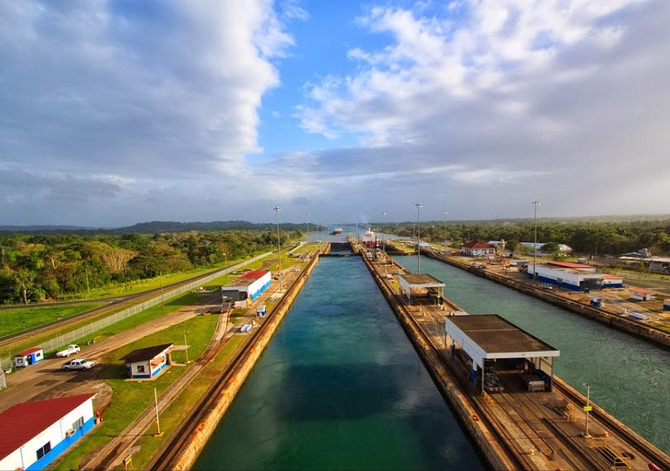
xmin=0 ymin=253 xmax=272 ymax=377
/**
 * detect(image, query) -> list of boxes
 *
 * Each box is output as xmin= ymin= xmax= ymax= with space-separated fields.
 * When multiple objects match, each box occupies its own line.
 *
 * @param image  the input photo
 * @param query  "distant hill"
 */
xmin=0 ymin=220 xmax=322 ymax=235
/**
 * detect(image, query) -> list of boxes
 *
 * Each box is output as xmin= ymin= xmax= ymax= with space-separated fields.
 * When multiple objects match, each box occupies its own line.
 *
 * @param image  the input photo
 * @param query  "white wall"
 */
xmin=0 ymin=398 xmax=93 ymax=471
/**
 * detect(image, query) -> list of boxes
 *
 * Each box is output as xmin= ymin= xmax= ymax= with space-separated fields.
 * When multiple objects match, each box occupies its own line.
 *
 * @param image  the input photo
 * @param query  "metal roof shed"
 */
xmin=445 ymin=314 xmax=560 ymax=392
xmin=122 ymin=343 xmax=173 ymax=379
xmin=398 ymin=274 xmax=444 ymax=304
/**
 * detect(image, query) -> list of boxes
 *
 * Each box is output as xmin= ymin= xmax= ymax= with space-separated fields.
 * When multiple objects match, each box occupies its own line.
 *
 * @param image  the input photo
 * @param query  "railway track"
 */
xmin=363 ymin=247 xmax=670 ymax=471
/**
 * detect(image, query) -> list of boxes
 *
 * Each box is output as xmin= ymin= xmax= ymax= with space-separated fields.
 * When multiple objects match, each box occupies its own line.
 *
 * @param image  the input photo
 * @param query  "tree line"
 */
xmin=0 ymin=229 xmax=298 ymax=304
xmin=382 ymin=219 xmax=670 ymax=257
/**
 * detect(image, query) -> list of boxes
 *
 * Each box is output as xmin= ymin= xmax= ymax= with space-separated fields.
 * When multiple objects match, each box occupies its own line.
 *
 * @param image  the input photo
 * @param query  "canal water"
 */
xmin=194 ymin=256 xmax=488 ymax=470
xmin=394 ymin=255 xmax=670 ymax=454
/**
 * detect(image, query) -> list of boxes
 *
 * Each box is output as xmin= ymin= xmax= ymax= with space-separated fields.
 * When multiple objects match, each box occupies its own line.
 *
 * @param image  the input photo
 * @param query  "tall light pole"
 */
xmin=273 ymin=206 xmax=282 ymax=291
xmin=306 ymin=213 xmax=310 ymax=233
xmin=443 ymin=211 xmax=448 ymax=247
xmin=415 ymin=203 xmax=422 ymax=273
xmin=532 ymin=200 xmax=540 ymax=282
xmin=382 ymin=211 xmax=387 ymax=251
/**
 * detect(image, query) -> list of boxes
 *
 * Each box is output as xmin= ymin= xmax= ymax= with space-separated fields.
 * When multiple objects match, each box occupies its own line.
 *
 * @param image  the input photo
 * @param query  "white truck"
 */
xmin=56 ymin=344 xmax=81 ymax=357
xmin=62 ymin=358 xmax=95 ymax=370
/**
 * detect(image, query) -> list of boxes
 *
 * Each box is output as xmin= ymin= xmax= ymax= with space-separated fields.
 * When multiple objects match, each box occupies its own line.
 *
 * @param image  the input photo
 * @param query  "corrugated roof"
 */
xmin=122 ymin=343 xmax=173 ymax=363
xmin=14 ymin=347 xmax=43 ymax=357
xmin=546 ymin=261 xmax=592 ymax=269
xmin=239 ymin=270 xmax=269 ymax=280
xmin=0 ymin=393 xmax=95 ymax=461
xmin=462 ymin=239 xmax=496 ymax=249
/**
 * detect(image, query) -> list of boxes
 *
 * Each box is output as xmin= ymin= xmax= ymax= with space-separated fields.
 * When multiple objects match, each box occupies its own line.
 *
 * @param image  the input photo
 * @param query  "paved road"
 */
xmin=0 ymin=295 xmax=218 ymax=414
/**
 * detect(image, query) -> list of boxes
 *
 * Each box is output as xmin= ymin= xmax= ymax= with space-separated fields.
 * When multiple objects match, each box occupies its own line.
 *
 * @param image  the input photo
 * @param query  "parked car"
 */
xmin=62 ymin=358 xmax=95 ymax=371
xmin=56 ymin=344 xmax=81 ymax=357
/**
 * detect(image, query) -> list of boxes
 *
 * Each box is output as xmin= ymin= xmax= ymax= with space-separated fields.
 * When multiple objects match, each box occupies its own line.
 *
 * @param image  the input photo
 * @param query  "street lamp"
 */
xmin=415 ymin=203 xmax=422 ymax=273
xmin=273 ymin=206 xmax=282 ymax=291
xmin=382 ymin=211 xmax=387 ymax=251
xmin=443 ymin=211 xmax=448 ymax=247
xmin=532 ymin=200 xmax=540 ymax=282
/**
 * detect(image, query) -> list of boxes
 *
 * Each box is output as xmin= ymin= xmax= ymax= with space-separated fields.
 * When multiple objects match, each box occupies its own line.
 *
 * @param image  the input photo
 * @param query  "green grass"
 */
xmin=0 ymin=303 xmax=105 ymax=338
xmin=54 ymin=314 xmax=220 ymax=471
xmin=128 ymin=335 xmax=249 ymax=470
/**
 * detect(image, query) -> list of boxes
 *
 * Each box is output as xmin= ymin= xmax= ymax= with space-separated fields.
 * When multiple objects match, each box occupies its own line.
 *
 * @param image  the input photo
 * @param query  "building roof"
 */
xmin=462 ymin=239 xmax=496 ymax=249
xmin=0 ymin=393 xmax=95 ymax=461
xmin=629 ymin=287 xmax=653 ymax=294
xmin=445 ymin=314 xmax=559 ymax=368
xmin=224 ymin=270 xmax=270 ymax=288
xmin=602 ymin=274 xmax=623 ymax=280
xmin=546 ymin=261 xmax=592 ymax=270
xmin=122 ymin=343 xmax=173 ymax=363
xmin=399 ymin=274 xmax=445 ymax=289
xmin=13 ymin=347 xmax=43 ymax=357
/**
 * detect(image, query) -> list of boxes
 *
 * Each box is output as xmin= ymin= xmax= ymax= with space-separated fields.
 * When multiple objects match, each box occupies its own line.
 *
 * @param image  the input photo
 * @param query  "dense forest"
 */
xmin=381 ymin=219 xmax=670 ymax=257
xmin=0 ymin=227 xmax=301 ymax=305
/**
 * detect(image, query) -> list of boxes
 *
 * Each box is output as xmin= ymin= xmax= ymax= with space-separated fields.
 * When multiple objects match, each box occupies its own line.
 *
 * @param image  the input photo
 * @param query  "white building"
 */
xmin=528 ymin=261 xmax=622 ymax=291
xmin=461 ymin=240 xmax=497 ymax=257
xmin=123 ymin=343 xmax=173 ymax=379
xmin=520 ymin=242 xmax=573 ymax=254
xmin=0 ymin=393 xmax=96 ymax=471
xmin=221 ymin=270 xmax=272 ymax=302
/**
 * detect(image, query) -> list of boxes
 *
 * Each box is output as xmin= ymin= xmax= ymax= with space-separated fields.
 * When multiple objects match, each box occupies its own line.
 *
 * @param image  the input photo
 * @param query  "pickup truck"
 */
xmin=62 ymin=358 xmax=95 ymax=371
xmin=56 ymin=344 xmax=81 ymax=357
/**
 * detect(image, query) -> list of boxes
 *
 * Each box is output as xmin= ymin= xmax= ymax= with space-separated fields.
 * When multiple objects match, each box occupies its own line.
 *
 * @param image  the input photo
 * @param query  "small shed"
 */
xmin=122 ymin=343 xmax=173 ymax=379
xmin=629 ymin=287 xmax=653 ymax=302
xmin=12 ymin=347 xmax=44 ymax=369
xmin=0 ymin=393 xmax=96 ymax=471
xmin=398 ymin=274 xmax=445 ymax=305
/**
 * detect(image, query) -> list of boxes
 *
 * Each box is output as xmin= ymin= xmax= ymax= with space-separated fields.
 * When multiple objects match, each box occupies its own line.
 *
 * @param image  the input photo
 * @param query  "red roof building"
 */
xmin=461 ymin=240 xmax=497 ymax=257
xmin=0 ymin=393 xmax=96 ymax=471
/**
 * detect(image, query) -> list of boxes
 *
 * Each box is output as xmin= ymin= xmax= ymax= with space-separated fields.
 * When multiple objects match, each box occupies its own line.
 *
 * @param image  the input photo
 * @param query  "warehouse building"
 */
xmin=0 ymin=393 xmax=96 ymax=471
xmin=527 ymin=261 xmax=622 ymax=291
xmin=221 ymin=270 xmax=272 ymax=302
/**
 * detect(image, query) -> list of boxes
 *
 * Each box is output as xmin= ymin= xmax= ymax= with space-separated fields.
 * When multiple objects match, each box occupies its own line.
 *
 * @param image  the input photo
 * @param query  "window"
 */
xmin=36 ymin=442 xmax=51 ymax=460
xmin=73 ymin=416 xmax=84 ymax=431
xmin=137 ymin=365 xmax=145 ymax=373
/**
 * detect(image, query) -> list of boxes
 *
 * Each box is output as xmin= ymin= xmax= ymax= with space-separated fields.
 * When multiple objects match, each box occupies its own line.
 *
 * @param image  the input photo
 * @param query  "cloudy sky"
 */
xmin=1 ymin=0 xmax=668 ymax=227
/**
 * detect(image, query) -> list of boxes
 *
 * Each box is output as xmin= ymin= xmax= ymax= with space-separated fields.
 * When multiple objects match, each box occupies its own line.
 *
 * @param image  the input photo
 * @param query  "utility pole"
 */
xmin=443 ymin=211 xmax=448 ymax=248
xmin=153 ymin=387 xmax=163 ymax=437
xmin=583 ymin=384 xmax=592 ymax=438
xmin=159 ymin=272 xmax=164 ymax=310
xmin=183 ymin=331 xmax=189 ymax=364
xmin=273 ymin=206 xmax=282 ymax=292
xmin=415 ymin=203 xmax=423 ymax=274
xmin=532 ymin=200 xmax=540 ymax=283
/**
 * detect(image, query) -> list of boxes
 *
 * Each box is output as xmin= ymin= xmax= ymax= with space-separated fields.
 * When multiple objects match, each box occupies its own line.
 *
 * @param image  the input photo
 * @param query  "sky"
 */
xmin=1 ymin=0 xmax=669 ymax=227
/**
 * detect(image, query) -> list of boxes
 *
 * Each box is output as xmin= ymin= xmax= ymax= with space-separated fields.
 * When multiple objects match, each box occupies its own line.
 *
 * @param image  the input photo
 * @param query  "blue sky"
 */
xmin=1 ymin=0 xmax=669 ymax=227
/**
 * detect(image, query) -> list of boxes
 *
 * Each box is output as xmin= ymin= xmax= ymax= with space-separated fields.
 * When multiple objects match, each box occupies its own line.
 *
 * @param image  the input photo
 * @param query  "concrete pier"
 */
xmin=355 ymin=240 xmax=670 ymax=471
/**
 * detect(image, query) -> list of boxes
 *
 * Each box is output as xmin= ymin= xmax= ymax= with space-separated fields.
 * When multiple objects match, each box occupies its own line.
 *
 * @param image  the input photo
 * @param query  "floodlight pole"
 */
xmin=274 ymin=206 xmax=282 ymax=291
xmin=415 ymin=203 xmax=423 ymax=274
xmin=532 ymin=201 xmax=540 ymax=283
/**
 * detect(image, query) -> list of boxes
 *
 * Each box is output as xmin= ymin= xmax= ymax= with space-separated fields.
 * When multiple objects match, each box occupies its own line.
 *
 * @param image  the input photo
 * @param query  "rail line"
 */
xmin=357 ymin=243 xmax=670 ymax=471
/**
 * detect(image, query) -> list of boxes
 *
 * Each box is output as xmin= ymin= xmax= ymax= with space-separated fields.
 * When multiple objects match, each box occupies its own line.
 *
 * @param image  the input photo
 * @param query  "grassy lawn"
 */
xmin=0 ymin=271 xmax=245 ymax=358
xmin=54 ymin=314 xmax=220 ymax=471
xmin=128 ymin=335 xmax=249 ymax=470
xmin=0 ymin=303 xmax=105 ymax=338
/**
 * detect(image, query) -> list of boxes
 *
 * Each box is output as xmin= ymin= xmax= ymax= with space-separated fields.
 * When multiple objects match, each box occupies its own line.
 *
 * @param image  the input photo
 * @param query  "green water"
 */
xmin=396 ymin=255 xmax=670 ymax=454
xmin=194 ymin=257 xmax=488 ymax=470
